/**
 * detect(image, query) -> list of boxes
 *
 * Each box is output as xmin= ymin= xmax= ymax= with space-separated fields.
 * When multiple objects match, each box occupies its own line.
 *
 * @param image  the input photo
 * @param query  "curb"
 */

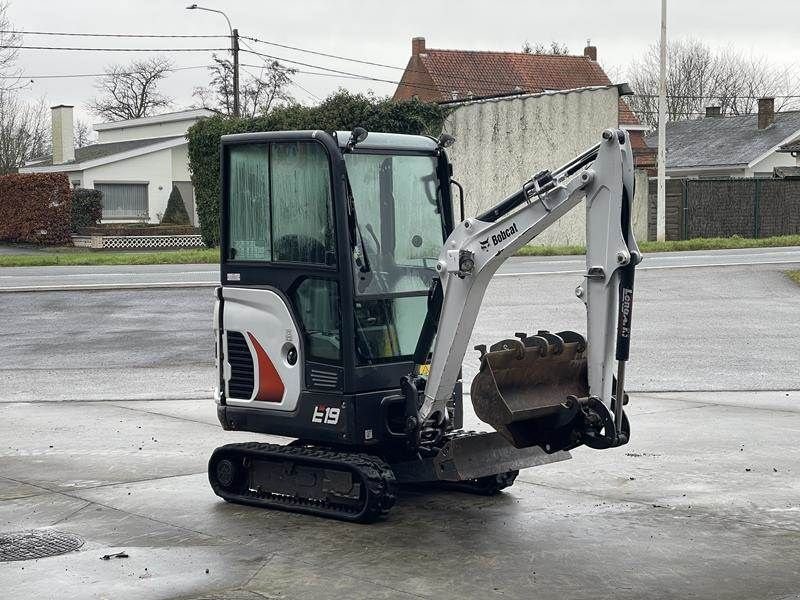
xmin=0 ymin=281 xmax=217 ymax=293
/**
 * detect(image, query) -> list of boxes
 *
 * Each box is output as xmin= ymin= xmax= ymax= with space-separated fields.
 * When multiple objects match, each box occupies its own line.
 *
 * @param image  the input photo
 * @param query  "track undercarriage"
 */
xmin=209 ymin=330 xmax=608 ymax=523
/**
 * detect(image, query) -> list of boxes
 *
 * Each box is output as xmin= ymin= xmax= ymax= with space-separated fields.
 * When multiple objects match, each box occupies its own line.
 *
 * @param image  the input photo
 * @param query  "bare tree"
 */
xmin=193 ymin=54 xmax=295 ymax=117
xmin=74 ymin=119 xmax=96 ymax=148
xmin=90 ymin=57 xmax=173 ymax=121
xmin=521 ymin=41 xmax=569 ymax=55
xmin=0 ymin=92 xmax=49 ymax=174
xmin=0 ymin=1 xmax=22 ymax=92
xmin=627 ymin=39 xmax=800 ymax=127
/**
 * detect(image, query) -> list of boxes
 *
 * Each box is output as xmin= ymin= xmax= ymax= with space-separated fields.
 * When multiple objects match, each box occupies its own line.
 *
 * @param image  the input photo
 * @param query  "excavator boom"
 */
xmin=417 ymin=128 xmax=640 ymax=450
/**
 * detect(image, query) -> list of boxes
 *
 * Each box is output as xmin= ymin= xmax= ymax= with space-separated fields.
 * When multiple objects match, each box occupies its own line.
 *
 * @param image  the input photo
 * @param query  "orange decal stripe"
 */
xmin=247 ymin=332 xmax=285 ymax=403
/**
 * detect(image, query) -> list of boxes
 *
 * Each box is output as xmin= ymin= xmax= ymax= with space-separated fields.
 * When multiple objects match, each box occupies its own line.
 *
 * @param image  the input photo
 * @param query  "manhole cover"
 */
xmin=0 ymin=529 xmax=84 ymax=562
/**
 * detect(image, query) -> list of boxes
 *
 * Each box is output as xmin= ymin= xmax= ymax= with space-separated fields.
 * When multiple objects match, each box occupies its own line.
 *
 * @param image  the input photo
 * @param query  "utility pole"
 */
xmin=186 ymin=4 xmax=239 ymax=117
xmin=656 ymin=0 xmax=667 ymax=242
xmin=232 ymin=28 xmax=240 ymax=117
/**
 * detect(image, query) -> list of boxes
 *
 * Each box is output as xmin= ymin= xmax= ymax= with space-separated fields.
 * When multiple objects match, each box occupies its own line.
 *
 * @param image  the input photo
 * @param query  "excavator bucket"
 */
xmin=470 ymin=331 xmax=589 ymax=449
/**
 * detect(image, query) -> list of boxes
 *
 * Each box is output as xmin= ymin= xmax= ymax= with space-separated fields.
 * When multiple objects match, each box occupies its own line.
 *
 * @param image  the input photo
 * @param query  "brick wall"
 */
xmin=393 ymin=38 xmax=440 ymax=102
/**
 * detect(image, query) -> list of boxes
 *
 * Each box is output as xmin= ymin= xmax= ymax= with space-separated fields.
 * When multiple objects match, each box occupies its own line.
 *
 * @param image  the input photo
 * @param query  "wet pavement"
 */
xmin=1 ymin=391 xmax=799 ymax=600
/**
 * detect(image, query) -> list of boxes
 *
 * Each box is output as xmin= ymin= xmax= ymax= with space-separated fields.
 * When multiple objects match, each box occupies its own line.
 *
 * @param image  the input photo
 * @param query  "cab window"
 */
xmin=227 ymin=141 xmax=335 ymax=265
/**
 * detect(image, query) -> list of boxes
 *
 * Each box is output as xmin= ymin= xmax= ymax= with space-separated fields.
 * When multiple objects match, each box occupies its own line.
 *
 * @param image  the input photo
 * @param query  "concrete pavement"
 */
xmin=1 ymin=391 xmax=799 ymax=600
xmin=1 ymin=245 xmax=799 ymax=291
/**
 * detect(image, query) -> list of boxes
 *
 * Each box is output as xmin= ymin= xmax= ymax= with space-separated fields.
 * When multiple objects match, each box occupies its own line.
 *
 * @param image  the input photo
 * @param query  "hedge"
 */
xmin=187 ymin=90 xmax=447 ymax=246
xmin=71 ymin=188 xmax=103 ymax=231
xmin=0 ymin=173 xmax=72 ymax=245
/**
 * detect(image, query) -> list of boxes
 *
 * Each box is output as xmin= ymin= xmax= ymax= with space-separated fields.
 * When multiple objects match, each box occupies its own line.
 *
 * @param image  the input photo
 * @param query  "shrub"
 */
xmin=187 ymin=90 xmax=447 ymax=246
xmin=71 ymin=188 xmax=103 ymax=231
xmin=0 ymin=173 xmax=72 ymax=244
xmin=161 ymin=185 xmax=191 ymax=225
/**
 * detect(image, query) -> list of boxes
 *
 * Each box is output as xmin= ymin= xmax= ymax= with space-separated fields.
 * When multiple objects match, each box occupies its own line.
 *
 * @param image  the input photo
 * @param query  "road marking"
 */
xmin=0 ymin=270 xmax=218 ymax=279
xmin=0 ymin=281 xmax=217 ymax=293
xmin=495 ymin=258 xmax=800 ymax=277
xmin=509 ymin=250 xmax=800 ymax=270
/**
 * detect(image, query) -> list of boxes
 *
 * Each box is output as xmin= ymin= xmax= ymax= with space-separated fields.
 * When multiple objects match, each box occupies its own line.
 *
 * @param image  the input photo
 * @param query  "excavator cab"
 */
xmin=215 ymin=129 xmax=461 ymax=448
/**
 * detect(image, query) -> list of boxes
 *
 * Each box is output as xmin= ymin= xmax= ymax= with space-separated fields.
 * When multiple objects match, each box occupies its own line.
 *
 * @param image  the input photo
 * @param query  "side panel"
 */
xmin=221 ymin=286 xmax=302 ymax=412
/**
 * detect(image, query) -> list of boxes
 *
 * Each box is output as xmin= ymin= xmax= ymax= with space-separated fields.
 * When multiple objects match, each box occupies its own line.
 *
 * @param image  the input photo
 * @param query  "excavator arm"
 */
xmin=415 ymin=129 xmax=641 ymax=451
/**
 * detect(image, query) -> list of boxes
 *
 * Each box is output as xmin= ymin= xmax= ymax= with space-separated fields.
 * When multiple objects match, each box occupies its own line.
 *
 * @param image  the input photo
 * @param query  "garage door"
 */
xmin=94 ymin=183 xmax=148 ymax=219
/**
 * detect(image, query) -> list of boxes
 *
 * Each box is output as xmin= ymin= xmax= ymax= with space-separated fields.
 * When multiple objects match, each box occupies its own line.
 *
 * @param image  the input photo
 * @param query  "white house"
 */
xmin=644 ymin=98 xmax=800 ymax=179
xmin=21 ymin=106 xmax=215 ymax=225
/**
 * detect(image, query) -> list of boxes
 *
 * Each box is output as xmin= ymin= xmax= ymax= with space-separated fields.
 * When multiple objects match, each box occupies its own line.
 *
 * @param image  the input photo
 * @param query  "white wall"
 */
xmin=442 ymin=87 xmax=627 ymax=246
xmin=746 ymin=150 xmax=798 ymax=177
xmin=170 ymin=145 xmax=192 ymax=181
xmin=632 ymin=170 xmax=648 ymax=241
xmin=83 ymin=147 xmax=174 ymax=223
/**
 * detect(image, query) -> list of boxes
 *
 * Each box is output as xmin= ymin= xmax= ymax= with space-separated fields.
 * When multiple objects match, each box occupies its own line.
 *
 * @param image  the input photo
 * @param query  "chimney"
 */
xmin=705 ymin=106 xmax=721 ymax=118
xmin=583 ymin=42 xmax=597 ymax=61
xmin=412 ymin=36 xmax=426 ymax=56
xmin=758 ymin=97 xmax=774 ymax=129
xmin=51 ymin=105 xmax=75 ymax=164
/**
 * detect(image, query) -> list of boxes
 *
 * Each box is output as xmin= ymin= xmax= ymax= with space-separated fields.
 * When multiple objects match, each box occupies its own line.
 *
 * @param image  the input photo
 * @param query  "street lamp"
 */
xmin=186 ymin=4 xmax=240 ymax=117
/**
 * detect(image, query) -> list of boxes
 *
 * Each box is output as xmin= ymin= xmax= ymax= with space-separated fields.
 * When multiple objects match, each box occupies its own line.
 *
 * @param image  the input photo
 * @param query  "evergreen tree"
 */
xmin=161 ymin=185 xmax=191 ymax=225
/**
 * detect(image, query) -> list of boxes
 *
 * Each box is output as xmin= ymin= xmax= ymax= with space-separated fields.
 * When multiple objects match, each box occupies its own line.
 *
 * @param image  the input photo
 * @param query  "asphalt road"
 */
xmin=1 ymin=248 xmax=798 ymax=402
xmin=2 ymin=245 xmax=800 ymax=291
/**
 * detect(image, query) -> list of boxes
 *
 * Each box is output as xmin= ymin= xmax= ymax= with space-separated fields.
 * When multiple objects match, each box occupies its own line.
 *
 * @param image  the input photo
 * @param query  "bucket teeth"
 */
xmin=471 ymin=329 xmax=589 ymax=448
xmin=534 ymin=330 xmax=565 ymax=354
xmin=555 ymin=330 xmax=586 ymax=353
xmin=489 ymin=339 xmax=525 ymax=357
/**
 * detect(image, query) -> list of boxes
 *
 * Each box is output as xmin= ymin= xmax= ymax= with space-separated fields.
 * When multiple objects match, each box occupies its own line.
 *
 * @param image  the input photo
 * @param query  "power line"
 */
xmin=0 ymin=64 xmax=208 ymax=79
xmin=0 ymin=29 xmax=228 ymax=38
xmin=240 ymin=34 xmax=406 ymax=72
xmin=240 ymin=47 xmax=443 ymax=95
xmin=638 ymin=93 xmax=800 ymax=100
xmin=3 ymin=29 xmax=612 ymax=99
xmin=5 ymin=44 xmax=228 ymax=52
xmin=241 ymin=35 xmax=550 ymax=93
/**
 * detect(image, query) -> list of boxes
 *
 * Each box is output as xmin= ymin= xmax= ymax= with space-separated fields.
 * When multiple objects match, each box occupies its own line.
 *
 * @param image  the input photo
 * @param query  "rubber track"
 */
xmin=208 ymin=442 xmax=397 ymax=523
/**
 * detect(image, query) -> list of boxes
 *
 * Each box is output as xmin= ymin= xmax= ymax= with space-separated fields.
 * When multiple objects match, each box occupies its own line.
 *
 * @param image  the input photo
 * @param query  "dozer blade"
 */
xmin=470 ymin=331 xmax=589 ymax=449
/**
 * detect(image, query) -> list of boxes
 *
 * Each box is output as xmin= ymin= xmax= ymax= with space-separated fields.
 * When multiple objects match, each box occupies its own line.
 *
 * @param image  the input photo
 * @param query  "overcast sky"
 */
xmin=6 ymin=0 xmax=800 ymax=127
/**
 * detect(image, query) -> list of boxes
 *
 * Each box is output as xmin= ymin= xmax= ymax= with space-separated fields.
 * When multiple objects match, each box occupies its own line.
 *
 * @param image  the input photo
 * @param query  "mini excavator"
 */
xmin=209 ymin=124 xmax=640 ymax=521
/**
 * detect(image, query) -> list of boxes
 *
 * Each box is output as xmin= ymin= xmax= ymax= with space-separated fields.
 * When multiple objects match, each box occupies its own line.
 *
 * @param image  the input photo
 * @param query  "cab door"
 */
xmin=215 ymin=133 xmax=346 ymax=413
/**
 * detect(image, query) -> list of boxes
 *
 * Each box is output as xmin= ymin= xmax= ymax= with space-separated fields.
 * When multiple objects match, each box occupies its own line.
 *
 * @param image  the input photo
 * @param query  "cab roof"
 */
xmin=333 ymin=130 xmax=438 ymax=153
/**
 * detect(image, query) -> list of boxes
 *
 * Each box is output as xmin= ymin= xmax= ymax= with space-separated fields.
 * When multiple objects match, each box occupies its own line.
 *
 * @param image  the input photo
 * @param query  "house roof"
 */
xmin=644 ymin=111 xmax=800 ymax=169
xmin=24 ymin=135 xmax=184 ymax=168
xmin=93 ymin=108 xmax=215 ymax=131
xmin=402 ymin=48 xmax=639 ymax=126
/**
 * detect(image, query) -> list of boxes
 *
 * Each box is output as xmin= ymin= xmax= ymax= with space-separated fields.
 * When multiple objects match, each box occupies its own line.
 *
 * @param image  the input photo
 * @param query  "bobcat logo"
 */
xmin=479 ymin=238 xmax=490 ymax=251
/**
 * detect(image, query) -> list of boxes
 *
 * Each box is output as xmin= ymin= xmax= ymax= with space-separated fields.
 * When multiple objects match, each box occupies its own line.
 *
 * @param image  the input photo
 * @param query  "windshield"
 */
xmin=344 ymin=153 xmax=443 ymax=296
xmin=344 ymin=152 xmax=446 ymax=364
